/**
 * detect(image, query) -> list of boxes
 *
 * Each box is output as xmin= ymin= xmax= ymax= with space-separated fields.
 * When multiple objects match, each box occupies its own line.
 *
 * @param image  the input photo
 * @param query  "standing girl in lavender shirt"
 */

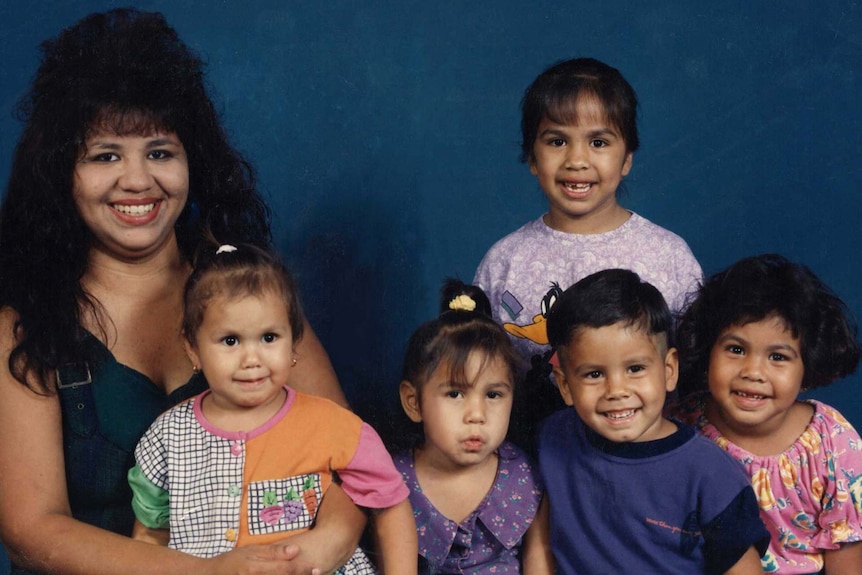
xmin=474 ymin=58 xmax=702 ymax=448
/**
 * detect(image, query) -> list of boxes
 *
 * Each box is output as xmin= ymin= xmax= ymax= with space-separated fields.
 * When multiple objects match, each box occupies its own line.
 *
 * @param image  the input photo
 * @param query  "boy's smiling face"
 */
xmin=554 ymin=321 xmax=678 ymax=443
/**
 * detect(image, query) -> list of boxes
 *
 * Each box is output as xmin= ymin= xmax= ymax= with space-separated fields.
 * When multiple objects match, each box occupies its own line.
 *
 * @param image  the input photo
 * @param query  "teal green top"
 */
xmin=58 ymin=332 xmax=205 ymax=535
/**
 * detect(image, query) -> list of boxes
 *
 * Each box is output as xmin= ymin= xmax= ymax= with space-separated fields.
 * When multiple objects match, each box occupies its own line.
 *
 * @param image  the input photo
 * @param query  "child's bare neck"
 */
xmin=544 ymin=204 xmax=631 ymax=234
xmin=201 ymin=387 xmax=287 ymax=433
xmin=706 ymin=398 xmax=814 ymax=456
xmin=413 ymin=447 xmax=498 ymax=524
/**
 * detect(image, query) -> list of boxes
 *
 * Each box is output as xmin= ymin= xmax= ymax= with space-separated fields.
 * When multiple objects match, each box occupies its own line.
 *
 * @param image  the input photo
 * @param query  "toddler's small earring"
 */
xmin=291 ymin=357 xmax=297 ymax=367
xmin=192 ymin=365 xmax=200 ymax=374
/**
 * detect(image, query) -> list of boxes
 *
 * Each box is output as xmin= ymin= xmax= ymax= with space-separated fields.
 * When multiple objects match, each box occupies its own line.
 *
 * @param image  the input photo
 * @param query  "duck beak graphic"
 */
xmin=504 ymin=314 xmax=549 ymax=345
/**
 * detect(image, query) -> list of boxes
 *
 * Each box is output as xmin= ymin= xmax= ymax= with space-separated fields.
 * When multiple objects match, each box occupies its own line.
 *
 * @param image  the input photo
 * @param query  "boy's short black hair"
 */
xmin=547 ymin=269 xmax=671 ymax=356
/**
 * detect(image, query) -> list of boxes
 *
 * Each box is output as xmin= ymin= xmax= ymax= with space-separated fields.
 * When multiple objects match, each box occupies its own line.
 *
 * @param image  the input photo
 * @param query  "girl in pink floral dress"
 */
xmin=673 ymin=254 xmax=862 ymax=574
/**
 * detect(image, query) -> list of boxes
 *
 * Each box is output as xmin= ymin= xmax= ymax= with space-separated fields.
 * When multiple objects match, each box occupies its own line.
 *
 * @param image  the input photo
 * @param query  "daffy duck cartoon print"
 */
xmin=502 ymin=283 xmax=566 ymax=451
xmin=502 ymin=282 xmax=562 ymax=348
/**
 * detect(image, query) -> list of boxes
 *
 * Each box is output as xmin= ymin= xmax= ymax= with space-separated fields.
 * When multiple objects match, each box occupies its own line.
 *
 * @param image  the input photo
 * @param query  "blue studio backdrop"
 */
xmin=1 ymin=2 xmax=860 ymax=571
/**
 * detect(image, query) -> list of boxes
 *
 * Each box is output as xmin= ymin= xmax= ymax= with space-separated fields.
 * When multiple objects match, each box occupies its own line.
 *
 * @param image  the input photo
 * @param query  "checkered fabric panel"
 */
xmin=337 ymin=547 xmax=378 ymax=575
xmin=138 ymin=400 xmax=245 ymax=558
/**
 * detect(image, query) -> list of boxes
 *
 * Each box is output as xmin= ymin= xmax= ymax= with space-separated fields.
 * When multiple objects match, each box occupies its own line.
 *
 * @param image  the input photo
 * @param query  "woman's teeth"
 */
xmin=113 ymin=203 xmax=156 ymax=215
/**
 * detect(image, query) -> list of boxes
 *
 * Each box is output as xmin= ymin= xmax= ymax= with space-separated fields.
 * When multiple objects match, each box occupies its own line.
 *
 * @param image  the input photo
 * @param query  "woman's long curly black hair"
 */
xmin=0 ymin=8 xmax=272 ymax=392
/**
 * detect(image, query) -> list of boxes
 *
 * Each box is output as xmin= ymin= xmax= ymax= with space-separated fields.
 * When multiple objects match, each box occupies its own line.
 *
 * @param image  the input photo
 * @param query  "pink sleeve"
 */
xmin=338 ymin=422 xmax=409 ymax=509
xmin=810 ymin=403 xmax=862 ymax=548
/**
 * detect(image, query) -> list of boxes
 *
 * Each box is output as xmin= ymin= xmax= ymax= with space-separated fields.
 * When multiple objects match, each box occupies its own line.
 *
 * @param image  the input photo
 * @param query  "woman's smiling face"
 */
xmin=73 ymin=129 xmax=189 ymax=261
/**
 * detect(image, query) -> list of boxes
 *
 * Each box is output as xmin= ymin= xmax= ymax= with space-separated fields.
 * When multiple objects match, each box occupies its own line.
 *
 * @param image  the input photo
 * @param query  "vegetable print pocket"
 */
xmin=248 ymin=474 xmax=322 ymax=535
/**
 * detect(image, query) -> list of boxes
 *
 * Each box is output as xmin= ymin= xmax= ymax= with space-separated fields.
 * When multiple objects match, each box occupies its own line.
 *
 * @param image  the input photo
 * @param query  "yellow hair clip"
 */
xmin=449 ymin=294 xmax=476 ymax=312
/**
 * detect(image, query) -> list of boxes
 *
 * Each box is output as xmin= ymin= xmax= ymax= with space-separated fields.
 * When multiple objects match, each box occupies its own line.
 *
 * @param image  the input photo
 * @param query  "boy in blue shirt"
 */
xmin=536 ymin=269 xmax=769 ymax=574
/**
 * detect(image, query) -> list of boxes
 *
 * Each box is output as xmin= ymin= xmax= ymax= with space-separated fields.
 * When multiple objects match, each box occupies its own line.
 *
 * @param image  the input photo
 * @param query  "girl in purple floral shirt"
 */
xmin=393 ymin=280 xmax=552 ymax=574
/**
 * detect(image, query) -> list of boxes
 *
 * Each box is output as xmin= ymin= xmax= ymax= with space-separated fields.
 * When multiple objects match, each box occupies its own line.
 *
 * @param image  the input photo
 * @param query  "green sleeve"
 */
xmin=128 ymin=464 xmax=171 ymax=529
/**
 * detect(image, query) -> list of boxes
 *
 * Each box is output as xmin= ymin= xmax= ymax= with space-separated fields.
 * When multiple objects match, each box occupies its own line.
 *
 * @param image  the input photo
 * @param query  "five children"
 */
xmin=121 ymin=56 xmax=862 ymax=575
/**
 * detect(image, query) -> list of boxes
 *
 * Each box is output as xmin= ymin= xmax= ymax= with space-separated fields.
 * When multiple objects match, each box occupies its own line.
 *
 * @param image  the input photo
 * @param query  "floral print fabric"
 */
xmin=674 ymin=395 xmax=862 ymax=573
xmin=394 ymin=442 xmax=542 ymax=574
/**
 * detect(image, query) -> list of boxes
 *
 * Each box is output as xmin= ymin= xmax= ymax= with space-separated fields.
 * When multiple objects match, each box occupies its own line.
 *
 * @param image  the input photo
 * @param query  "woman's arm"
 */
xmin=371 ymin=499 xmax=417 ymax=575
xmin=289 ymin=318 xmax=348 ymax=408
xmin=824 ymin=541 xmax=862 ymax=575
xmin=131 ymin=519 xmax=170 ymax=546
xmin=0 ymin=308 xmax=201 ymax=575
xmin=521 ymin=496 xmax=555 ymax=574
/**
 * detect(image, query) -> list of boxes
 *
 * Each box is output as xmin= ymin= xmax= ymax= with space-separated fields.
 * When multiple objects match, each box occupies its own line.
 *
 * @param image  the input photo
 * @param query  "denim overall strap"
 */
xmin=57 ymin=358 xmax=137 ymax=537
